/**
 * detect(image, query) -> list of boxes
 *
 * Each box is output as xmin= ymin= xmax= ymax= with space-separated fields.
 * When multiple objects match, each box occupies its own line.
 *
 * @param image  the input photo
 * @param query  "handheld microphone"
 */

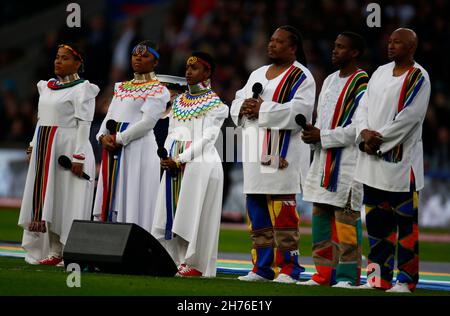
xmin=157 ymin=147 xmax=176 ymax=177
xmin=295 ymin=114 xmax=308 ymax=129
xmin=106 ymin=119 xmax=119 ymax=159
xmin=58 ymin=155 xmax=91 ymax=181
xmin=106 ymin=119 xmax=118 ymax=135
xmin=252 ymin=82 xmax=263 ymax=99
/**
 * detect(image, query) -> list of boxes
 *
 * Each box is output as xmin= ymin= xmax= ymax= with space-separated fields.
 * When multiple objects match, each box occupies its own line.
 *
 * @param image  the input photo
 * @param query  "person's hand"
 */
xmin=240 ymin=98 xmax=262 ymax=120
xmin=360 ymin=129 xmax=383 ymax=155
xmin=71 ymin=162 xmax=84 ymax=178
xmin=301 ymin=125 xmax=321 ymax=144
xmin=160 ymin=158 xmax=179 ymax=171
xmin=100 ymin=134 xmax=118 ymax=151
xmin=26 ymin=147 xmax=32 ymax=164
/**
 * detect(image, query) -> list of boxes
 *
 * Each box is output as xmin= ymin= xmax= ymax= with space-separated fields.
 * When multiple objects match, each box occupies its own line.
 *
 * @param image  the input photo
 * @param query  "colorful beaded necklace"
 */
xmin=172 ymin=88 xmax=222 ymax=121
xmin=114 ymin=78 xmax=165 ymax=101
xmin=47 ymin=75 xmax=85 ymax=90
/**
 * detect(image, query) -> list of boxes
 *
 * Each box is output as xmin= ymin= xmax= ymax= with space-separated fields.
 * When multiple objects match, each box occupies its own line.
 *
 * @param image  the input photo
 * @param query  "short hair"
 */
xmin=190 ymin=51 xmax=215 ymax=75
xmin=339 ymin=31 xmax=366 ymax=59
xmin=278 ymin=25 xmax=307 ymax=65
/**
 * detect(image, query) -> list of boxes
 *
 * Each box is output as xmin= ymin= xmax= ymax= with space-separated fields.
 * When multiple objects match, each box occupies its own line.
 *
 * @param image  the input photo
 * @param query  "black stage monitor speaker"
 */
xmin=63 ymin=220 xmax=178 ymax=277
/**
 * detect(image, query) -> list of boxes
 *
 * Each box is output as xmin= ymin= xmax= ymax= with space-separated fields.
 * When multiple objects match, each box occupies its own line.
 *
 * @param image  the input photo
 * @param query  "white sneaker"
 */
xmin=238 ymin=272 xmax=271 ymax=282
xmin=332 ymin=281 xmax=355 ymax=289
xmin=297 ymin=279 xmax=320 ymax=286
xmin=56 ymin=260 xmax=65 ymax=268
xmin=358 ymin=282 xmax=375 ymax=290
xmin=385 ymin=281 xmax=411 ymax=293
xmin=273 ymin=273 xmax=297 ymax=284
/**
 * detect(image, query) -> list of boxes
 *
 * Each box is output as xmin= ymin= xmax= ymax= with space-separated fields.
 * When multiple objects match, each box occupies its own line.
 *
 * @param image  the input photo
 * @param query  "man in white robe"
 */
xmin=231 ymin=25 xmax=316 ymax=283
xmin=354 ymin=28 xmax=431 ymax=293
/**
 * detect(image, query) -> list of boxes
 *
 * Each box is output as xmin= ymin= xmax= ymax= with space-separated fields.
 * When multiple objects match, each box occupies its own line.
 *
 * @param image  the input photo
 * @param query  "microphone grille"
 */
xmin=58 ymin=155 xmax=72 ymax=169
xmin=157 ymin=147 xmax=168 ymax=159
xmin=295 ymin=114 xmax=306 ymax=127
xmin=106 ymin=120 xmax=117 ymax=134
xmin=252 ymin=82 xmax=263 ymax=94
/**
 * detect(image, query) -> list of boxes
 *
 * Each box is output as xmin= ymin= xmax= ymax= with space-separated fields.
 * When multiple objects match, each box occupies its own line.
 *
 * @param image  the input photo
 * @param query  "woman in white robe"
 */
xmin=93 ymin=41 xmax=170 ymax=233
xmin=19 ymin=44 xmax=99 ymax=265
xmin=152 ymin=52 xmax=228 ymax=277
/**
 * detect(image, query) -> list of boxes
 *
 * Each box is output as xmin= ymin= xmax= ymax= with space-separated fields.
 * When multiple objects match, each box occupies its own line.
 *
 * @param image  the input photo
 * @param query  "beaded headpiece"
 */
xmin=187 ymin=56 xmax=211 ymax=70
xmin=132 ymin=44 xmax=160 ymax=60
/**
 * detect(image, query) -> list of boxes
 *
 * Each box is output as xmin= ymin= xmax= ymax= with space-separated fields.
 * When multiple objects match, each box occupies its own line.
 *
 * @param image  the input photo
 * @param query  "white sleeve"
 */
xmin=230 ymin=75 xmax=253 ymax=127
xmin=353 ymin=88 xmax=369 ymax=144
xmin=74 ymin=81 xmax=99 ymax=121
xmin=116 ymin=88 xmax=170 ymax=146
xmin=320 ymin=124 xmax=357 ymax=149
xmin=258 ymin=75 xmax=316 ymax=130
xmin=377 ymin=76 xmax=431 ymax=154
xmin=72 ymin=120 xmax=92 ymax=164
xmin=177 ymin=105 xmax=229 ymax=163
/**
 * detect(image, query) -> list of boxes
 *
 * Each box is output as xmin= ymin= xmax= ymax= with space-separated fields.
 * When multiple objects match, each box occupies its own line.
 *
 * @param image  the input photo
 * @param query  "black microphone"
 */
xmin=106 ymin=119 xmax=118 ymax=135
xmin=295 ymin=114 xmax=308 ymax=129
xmin=252 ymin=82 xmax=263 ymax=99
xmin=157 ymin=147 xmax=177 ymax=177
xmin=58 ymin=155 xmax=91 ymax=181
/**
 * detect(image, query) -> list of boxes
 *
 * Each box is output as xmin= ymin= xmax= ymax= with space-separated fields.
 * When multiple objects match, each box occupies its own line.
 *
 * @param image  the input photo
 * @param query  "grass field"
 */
xmin=1 ymin=208 xmax=450 ymax=296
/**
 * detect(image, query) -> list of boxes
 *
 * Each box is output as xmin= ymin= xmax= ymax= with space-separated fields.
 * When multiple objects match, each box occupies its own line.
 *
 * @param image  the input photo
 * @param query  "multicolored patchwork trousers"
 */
xmin=363 ymin=184 xmax=419 ymax=291
xmin=311 ymin=202 xmax=362 ymax=286
xmin=246 ymin=194 xmax=302 ymax=280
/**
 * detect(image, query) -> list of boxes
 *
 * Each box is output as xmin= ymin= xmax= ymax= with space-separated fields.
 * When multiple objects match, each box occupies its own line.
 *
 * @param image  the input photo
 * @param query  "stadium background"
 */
xmin=0 ymin=0 xmax=449 ymax=228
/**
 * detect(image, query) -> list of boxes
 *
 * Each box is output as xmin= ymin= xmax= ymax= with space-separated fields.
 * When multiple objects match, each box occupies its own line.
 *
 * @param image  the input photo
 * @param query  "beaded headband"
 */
xmin=187 ymin=56 xmax=211 ymax=70
xmin=132 ymin=44 xmax=160 ymax=60
xmin=58 ymin=44 xmax=84 ymax=63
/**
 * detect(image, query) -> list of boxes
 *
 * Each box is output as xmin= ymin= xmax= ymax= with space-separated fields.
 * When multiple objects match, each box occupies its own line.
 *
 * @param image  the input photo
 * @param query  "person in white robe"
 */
xmin=19 ymin=44 xmax=99 ymax=265
xmin=152 ymin=52 xmax=228 ymax=277
xmin=93 ymin=41 xmax=170 ymax=234
xmin=230 ymin=26 xmax=316 ymax=283
xmin=298 ymin=32 xmax=368 ymax=288
xmin=354 ymin=28 xmax=431 ymax=293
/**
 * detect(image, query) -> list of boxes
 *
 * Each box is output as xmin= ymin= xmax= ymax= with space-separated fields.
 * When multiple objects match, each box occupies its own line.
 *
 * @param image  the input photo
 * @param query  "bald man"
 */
xmin=354 ymin=28 xmax=431 ymax=293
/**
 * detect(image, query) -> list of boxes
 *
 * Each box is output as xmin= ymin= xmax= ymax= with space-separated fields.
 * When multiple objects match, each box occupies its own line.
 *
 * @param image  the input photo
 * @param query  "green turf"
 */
xmin=0 ymin=257 xmax=448 ymax=296
xmin=2 ymin=208 xmax=450 ymax=262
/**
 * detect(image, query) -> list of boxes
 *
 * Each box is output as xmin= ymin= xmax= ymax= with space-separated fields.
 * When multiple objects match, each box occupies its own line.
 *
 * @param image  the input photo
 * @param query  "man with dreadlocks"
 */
xmin=231 ymin=26 xmax=316 ymax=283
xmin=354 ymin=28 xmax=431 ymax=293
xmin=298 ymin=32 xmax=369 ymax=288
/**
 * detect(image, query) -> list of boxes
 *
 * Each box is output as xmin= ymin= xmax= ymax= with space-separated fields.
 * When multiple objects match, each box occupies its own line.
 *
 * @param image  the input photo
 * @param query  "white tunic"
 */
xmin=354 ymin=62 xmax=431 ymax=192
xmin=152 ymin=95 xmax=229 ymax=277
xmin=302 ymin=71 xmax=364 ymax=210
xmin=92 ymin=80 xmax=170 ymax=233
xmin=230 ymin=61 xmax=316 ymax=194
xmin=19 ymin=80 xmax=99 ymax=262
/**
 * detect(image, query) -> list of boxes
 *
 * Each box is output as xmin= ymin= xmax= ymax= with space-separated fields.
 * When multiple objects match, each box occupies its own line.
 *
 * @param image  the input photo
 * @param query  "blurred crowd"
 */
xmin=1 ymin=0 xmax=449 ymax=174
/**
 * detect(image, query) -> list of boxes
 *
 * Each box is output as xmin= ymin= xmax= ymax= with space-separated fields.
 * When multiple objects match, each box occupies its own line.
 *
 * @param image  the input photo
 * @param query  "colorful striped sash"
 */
xmin=31 ymin=126 xmax=58 ymax=232
xmin=164 ymin=140 xmax=191 ymax=240
xmin=100 ymin=122 xmax=129 ymax=222
xmin=321 ymin=70 xmax=368 ymax=192
xmin=261 ymin=65 xmax=306 ymax=167
xmin=382 ymin=67 xmax=424 ymax=163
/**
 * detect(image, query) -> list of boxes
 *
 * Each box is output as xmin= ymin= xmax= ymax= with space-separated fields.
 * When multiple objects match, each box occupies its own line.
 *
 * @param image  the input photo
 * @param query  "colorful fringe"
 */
xmin=246 ymin=194 xmax=303 ymax=280
xmin=114 ymin=80 xmax=165 ymax=101
xmin=382 ymin=67 xmax=424 ymax=163
xmin=363 ymin=184 xmax=419 ymax=291
xmin=31 ymin=126 xmax=58 ymax=231
xmin=164 ymin=140 xmax=191 ymax=240
xmin=311 ymin=203 xmax=362 ymax=286
xmin=261 ymin=65 xmax=306 ymax=166
xmin=321 ymin=70 xmax=368 ymax=192
xmin=172 ymin=89 xmax=222 ymax=121
xmin=100 ymin=122 xmax=129 ymax=222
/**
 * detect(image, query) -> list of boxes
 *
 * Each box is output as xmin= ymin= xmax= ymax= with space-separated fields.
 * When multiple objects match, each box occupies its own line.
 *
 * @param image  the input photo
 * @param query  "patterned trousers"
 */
xmin=363 ymin=184 xmax=419 ymax=291
xmin=311 ymin=202 xmax=362 ymax=286
xmin=246 ymin=194 xmax=302 ymax=280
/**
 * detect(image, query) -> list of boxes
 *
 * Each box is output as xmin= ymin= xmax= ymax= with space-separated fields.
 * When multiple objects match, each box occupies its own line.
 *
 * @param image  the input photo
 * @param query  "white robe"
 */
xmin=152 ymin=101 xmax=229 ymax=277
xmin=303 ymin=71 xmax=364 ymax=210
xmin=354 ymin=62 xmax=431 ymax=192
xmin=18 ymin=80 xmax=99 ymax=263
xmin=92 ymin=80 xmax=170 ymax=233
xmin=230 ymin=61 xmax=316 ymax=194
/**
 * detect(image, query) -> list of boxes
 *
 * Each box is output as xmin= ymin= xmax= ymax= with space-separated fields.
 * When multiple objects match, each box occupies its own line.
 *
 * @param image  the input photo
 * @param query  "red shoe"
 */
xmin=176 ymin=265 xmax=202 ymax=277
xmin=178 ymin=263 xmax=186 ymax=271
xmin=39 ymin=256 xmax=63 ymax=266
